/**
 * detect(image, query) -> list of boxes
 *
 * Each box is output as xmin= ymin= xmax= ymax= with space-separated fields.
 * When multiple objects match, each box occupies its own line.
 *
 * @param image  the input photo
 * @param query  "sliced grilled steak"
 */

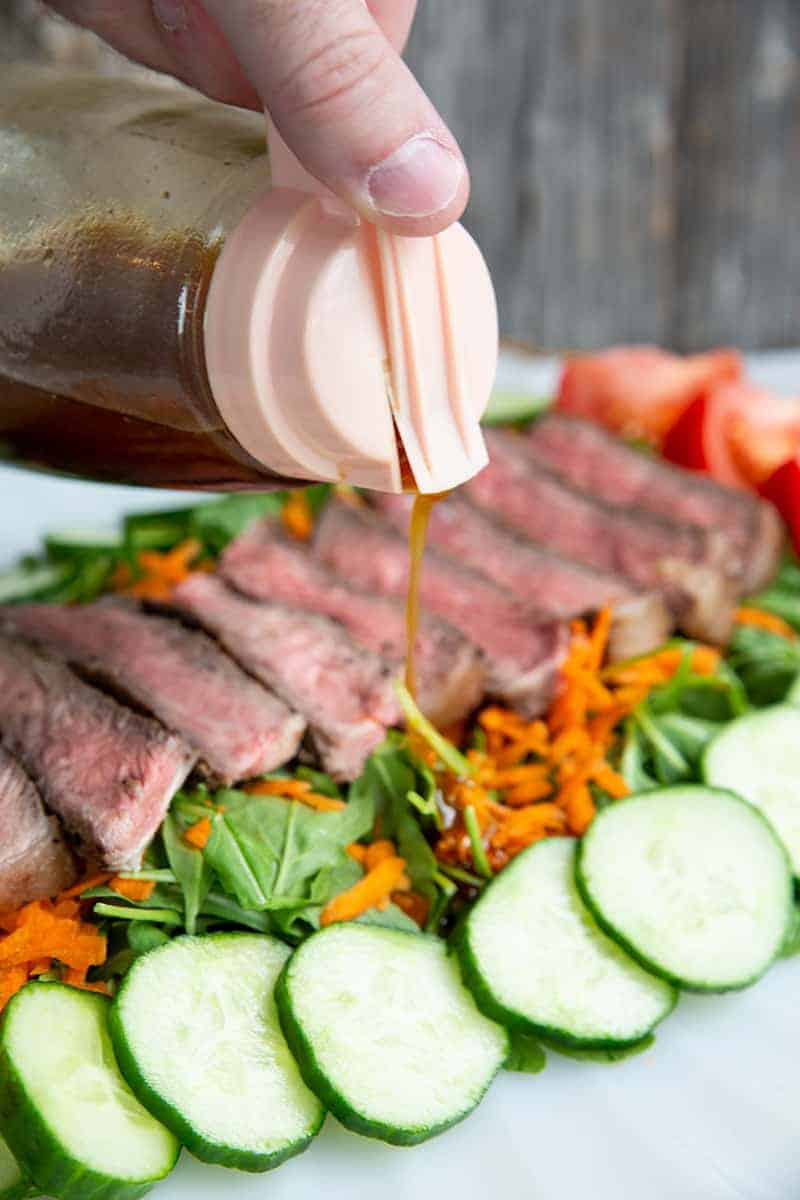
xmin=372 ymin=492 xmax=673 ymax=661
xmin=0 ymin=747 xmax=77 ymax=908
xmin=313 ymin=500 xmax=568 ymax=716
xmin=524 ymin=412 xmax=782 ymax=592
xmin=170 ymin=574 xmax=398 ymax=781
xmin=220 ymin=518 xmax=486 ymax=727
xmin=2 ymin=599 xmax=306 ymax=786
xmin=468 ymin=428 xmax=736 ymax=643
xmin=0 ymin=636 xmax=194 ymax=868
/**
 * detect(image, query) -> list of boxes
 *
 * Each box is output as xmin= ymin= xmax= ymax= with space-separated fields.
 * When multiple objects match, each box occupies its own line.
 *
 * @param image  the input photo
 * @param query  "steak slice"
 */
xmin=170 ymin=574 xmax=398 ymax=782
xmin=313 ymin=500 xmax=568 ymax=716
xmin=2 ymin=599 xmax=306 ymax=786
xmin=468 ymin=428 xmax=736 ymax=643
xmin=524 ymin=412 xmax=782 ymax=592
xmin=373 ymin=492 xmax=674 ymax=661
xmin=0 ymin=747 xmax=77 ymax=909
xmin=220 ymin=517 xmax=486 ymax=727
xmin=0 ymin=635 xmax=194 ymax=869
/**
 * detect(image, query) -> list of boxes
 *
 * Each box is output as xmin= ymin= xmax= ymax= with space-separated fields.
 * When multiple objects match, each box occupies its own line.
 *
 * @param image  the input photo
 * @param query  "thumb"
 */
xmin=200 ymin=0 xmax=468 ymax=236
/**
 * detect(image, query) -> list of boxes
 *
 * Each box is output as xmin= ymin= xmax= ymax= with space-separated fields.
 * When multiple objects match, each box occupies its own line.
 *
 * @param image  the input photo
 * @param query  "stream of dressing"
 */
xmin=404 ymin=493 xmax=446 ymax=699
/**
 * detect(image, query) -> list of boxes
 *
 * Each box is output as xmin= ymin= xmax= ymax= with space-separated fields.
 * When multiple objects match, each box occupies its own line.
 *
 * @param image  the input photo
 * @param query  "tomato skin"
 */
xmin=760 ymin=458 xmax=800 ymax=557
xmin=662 ymin=381 xmax=800 ymax=489
xmin=661 ymin=391 xmax=749 ymax=487
xmin=556 ymin=345 xmax=742 ymax=444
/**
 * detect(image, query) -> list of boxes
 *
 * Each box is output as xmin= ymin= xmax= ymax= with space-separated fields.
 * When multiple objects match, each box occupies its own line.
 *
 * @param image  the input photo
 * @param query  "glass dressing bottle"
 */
xmin=0 ymin=68 xmax=498 ymax=494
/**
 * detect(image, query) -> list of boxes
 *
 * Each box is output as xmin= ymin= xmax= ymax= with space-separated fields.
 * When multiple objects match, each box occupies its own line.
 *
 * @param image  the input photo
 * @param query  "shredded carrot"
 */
xmin=243 ymin=778 xmax=345 ymax=812
xmin=109 ymin=877 xmax=156 ymax=902
xmin=183 ymin=816 xmax=212 ymax=850
xmin=425 ymin=610 xmax=727 ymax=874
xmin=58 ymin=872 xmax=111 ymax=900
xmin=735 ymin=606 xmax=796 ymax=639
xmin=320 ymin=857 xmax=408 ymax=927
xmin=0 ymin=896 xmax=109 ymax=1011
xmin=346 ymin=843 xmax=368 ymax=864
xmin=282 ymin=493 xmax=314 ymax=541
xmin=365 ymin=840 xmax=397 ymax=871
xmin=0 ymin=966 xmax=27 ymax=1010
xmin=113 ymin=537 xmax=203 ymax=602
xmin=245 ymin=778 xmax=312 ymax=797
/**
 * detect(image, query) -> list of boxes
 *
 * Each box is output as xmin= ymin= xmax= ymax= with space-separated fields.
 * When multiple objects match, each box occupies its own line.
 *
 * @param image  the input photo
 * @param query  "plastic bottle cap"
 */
xmin=204 ymin=120 xmax=497 ymax=493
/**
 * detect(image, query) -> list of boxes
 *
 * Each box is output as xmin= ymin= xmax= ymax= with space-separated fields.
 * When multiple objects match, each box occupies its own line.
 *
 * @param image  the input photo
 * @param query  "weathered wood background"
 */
xmin=2 ymin=0 xmax=798 ymax=350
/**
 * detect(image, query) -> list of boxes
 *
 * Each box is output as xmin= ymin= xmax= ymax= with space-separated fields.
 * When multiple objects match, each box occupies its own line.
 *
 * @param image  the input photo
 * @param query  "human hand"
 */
xmin=46 ymin=0 xmax=468 ymax=236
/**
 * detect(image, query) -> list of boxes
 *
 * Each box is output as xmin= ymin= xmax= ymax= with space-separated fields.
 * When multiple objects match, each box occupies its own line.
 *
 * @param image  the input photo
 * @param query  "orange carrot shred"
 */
xmin=58 ymin=873 xmax=111 ymax=900
xmin=245 ymin=778 xmax=311 ymax=797
xmin=320 ymin=857 xmax=408 ymax=927
xmin=183 ymin=817 xmax=212 ymax=850
xmin=346 ymin=843 xmax=368 ymax=864
xmin=0 ymin=966 xmax=27 ymax=1010
xmin=109 ymin=877 xmax=157 ymax=902
xmin=282 ymin=493 xmax=314 ymax=541
xmin=735 ymin=606 xmax=796 ymax=640
xmin=365 ymin=840 xmax=397 ymax=871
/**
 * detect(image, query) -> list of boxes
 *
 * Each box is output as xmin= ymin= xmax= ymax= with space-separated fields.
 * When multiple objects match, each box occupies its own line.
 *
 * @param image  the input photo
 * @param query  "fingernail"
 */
xmin=152 ymin=0 xmax=189 ymax=33
xmin=366 ymin=135 xmax=464 ymax=219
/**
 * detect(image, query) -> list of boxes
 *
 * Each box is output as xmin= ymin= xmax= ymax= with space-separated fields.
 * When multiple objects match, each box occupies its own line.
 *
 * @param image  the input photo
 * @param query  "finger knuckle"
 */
xmin=275 ymin=19 xmax=390 ymax=122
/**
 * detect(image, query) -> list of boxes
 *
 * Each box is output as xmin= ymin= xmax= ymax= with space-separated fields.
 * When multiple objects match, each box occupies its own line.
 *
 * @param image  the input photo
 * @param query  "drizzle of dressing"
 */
xmin=405 ymin=492 xmax=446 ymax=699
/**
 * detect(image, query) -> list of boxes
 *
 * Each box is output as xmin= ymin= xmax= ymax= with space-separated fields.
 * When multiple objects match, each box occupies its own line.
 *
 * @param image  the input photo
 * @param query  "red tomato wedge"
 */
xmin=556 ymin=345 xmax=743 ymax=444
xmin=761 ymin=458 xmax=800 ymax=557
xmin=663 ymin=381 xmax=800 ymax=489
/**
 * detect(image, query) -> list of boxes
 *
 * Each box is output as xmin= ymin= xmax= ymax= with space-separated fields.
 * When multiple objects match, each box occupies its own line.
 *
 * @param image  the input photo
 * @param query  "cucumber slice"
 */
xmin=110 ymin=934 xmax=324 ymax=1172
xmin=459 ymin=838 xmax=676 ymax=1048
xmin=276 ymin=925 xmax=508 ymax=1145
xmin=577 ymin=786 xmax=792 ymax=992
xmin=45 ymin=528 xmax=122 ymax=560
xmin=0 ymin=983 xmax=179 ymax=1200
xmin=0 ymin=1135 xmax=30 ymax=1200
xmin=703 ymin=705 xmax=800 ymax=879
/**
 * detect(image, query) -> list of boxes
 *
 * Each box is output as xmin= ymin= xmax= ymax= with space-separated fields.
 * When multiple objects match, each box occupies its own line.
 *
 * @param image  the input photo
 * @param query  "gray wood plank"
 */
xmin=407 ymin=0 xmax=680 ymax=349
xmin=674 ymin=0 xmax=800 ymax=350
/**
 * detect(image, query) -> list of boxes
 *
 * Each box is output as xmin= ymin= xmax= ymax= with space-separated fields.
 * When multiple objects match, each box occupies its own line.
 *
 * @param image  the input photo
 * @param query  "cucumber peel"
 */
xmin=459 ymin=838 xmax=676 ymax=1047
xmin=704 ymin=705 xmax=800 ymax=878
xmin=0 ymin=983 xmax=179 ymax=1200
xmin=576 ymin=786 xmax=793 ymax=992
xmin=110 ymin=934 xmax=324 ymax=1172
xmin=276 ymin=924 xmax=508 ymax=1145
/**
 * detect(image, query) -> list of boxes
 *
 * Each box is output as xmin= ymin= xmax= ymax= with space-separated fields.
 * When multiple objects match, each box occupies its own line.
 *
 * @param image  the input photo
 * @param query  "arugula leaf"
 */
xmin=355 ymin=905 xmax=421 ymax=933
xmin=619 ymin=720 xmax=658 ymax=793
xmin=294 ymin=766 xmax=342 ymax=799
xmin=189 ymin=494 xmax=286 ymax=554
xmin=504 ymin=1031 xmax=547 ymax=1074
xmin=187 ymin=485 xmax=331 ymax=554
xmin=361 ymin=741 xmax=441 ymax=908
xmin=197 ymin=782 xmax=373 ymax=911
xmin=270 ymin=851 xmax=361 ymax=941
xmin=728 ymin=625 xmax=800 ymax=706
xmin=161 ymin=811 xmax=212 ymax=935
xmin=127 ymin=923 xmax=172 ymax=955
xmin=199 ymin=890 xmax=273 ymax=933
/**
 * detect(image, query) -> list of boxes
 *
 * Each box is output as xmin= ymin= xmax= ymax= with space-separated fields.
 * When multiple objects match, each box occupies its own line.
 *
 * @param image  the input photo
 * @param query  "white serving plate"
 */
xmin=2 ymin=350 xmax=799 ymax=1200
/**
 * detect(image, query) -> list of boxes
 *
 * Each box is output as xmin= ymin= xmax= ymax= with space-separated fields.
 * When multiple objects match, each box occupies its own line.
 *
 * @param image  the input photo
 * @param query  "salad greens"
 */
xmin=86 ymin=738 xmax=456 ymax=971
